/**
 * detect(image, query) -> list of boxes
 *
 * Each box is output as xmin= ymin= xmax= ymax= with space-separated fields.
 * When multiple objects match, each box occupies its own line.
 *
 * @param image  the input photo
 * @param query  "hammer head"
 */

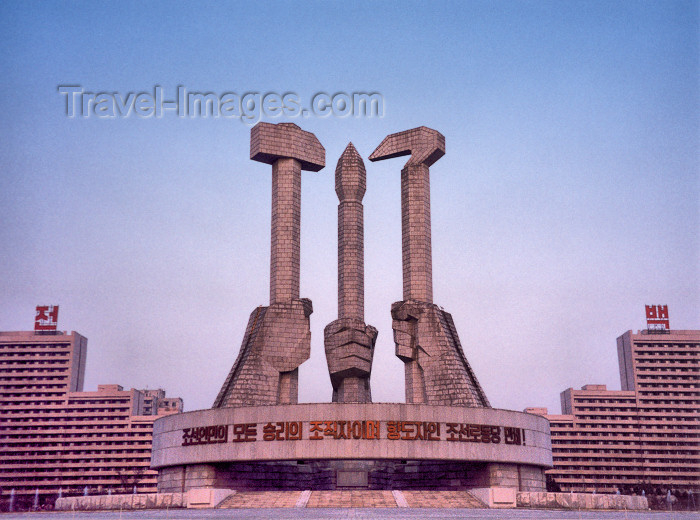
xmin=250 ymin=122 xmax=325 ymax=172
xmin=369 ymin=126 xmax=445 ymax=167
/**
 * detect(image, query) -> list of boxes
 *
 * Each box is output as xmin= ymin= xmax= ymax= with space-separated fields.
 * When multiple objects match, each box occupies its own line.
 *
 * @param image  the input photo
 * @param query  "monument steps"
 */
xmin=217 ymin=491 xmax=302 ymax=508
xmin=401 ymin=490 xmax=486 ymax=508
xmin=216 ymin=490 xmax=486 ymax=508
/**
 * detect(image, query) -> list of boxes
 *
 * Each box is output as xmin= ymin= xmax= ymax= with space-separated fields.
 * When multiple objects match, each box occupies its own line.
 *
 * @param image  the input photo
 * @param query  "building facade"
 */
xmin=529 ymin=329 xmax=699 ymax=493
xmin=141 ymin=389 xmax=183 ymax=416
xmin=0 ymin=330 xmax=182 ymax=509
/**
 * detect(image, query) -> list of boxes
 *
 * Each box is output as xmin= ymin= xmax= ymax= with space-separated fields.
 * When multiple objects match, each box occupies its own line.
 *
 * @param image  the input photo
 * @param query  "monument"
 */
xmin=370 ymin=127 xmax=489 ymax=406
xmin=152 ymin=123 xmax=552 ymax=493
xmin=212 ymin=122 xmax=323 ymax=407
xmin=324 ymin=142 xmax=377 ymax=403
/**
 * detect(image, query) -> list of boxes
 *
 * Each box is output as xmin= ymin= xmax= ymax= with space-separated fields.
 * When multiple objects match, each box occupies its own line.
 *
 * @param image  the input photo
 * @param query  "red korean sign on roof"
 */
xmin=645 ymin=304 xmax=669 ymax=331
xmin=35 ymin=305 xmax=59 ymax=331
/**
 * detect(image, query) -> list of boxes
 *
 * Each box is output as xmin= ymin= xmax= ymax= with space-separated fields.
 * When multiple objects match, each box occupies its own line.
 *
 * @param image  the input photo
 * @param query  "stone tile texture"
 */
xmin=29 ymin=506 xmax=695 ymax=519
xmin=392 ymin=300 xmax=489 ymax=406
xmin=401 ymin=490 xmax=485 ymax=508
xmin=218 ymin=491 xmax=302 ymax=508
xmin=251 ymin=122 xmax=325 ymax=172
xmin=306 ymin=490 xmax=398 ymax=508
xmin=324 ymin=143 xmax=376 ymax=403
xmin=215 ymin=122 xmax=325 ymax=407
xmin=370 ymin=128 xmax=444 ymax=303
xmin=213 ymin=300 xmax=312 ymax=407
xmin=370 ymin=127 xmax=488 ymax=407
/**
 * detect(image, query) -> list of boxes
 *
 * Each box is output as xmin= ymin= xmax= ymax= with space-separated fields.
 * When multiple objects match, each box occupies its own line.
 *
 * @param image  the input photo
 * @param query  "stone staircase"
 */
xmin=217 ymin=491 xmax=302 ymax=508
xmin=217 ymin=490 xmax=485 ymax=508
xmin=401 ymin=490 xmax=486 ymax=508
xmin=306 ymin=490 xmax=397 ymax=508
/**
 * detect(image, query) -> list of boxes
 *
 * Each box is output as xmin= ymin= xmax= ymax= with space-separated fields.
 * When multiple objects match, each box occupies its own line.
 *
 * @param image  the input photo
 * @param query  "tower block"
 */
xmin=370 ymin=127 xmax=489 ymax=407
xmin=324 ymin=143 xmax=378 ymax=403
xmin=214 ymin=123 xmax=325 ymax=407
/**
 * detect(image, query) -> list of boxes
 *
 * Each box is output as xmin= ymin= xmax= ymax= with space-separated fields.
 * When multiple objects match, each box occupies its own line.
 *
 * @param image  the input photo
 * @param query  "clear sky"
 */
xmin=1 ymin=1 xmax=697 ymax=414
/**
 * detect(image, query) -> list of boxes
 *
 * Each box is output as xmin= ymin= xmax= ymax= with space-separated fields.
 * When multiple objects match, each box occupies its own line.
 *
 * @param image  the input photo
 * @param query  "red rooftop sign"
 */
xmin=35 ymin=305 xmax=59 ymax=331
xmin=645 ymin=304 xmax=669 ymax=331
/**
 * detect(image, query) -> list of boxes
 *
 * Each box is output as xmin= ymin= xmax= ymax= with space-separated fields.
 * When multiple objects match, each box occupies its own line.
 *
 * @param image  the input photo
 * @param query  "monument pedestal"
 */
xmin=152 ymin=403 xmax=551 ymax=493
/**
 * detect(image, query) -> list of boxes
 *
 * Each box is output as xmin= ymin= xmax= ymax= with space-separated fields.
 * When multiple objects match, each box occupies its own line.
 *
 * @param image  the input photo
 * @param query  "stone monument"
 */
xmin=152 ymin=122 xmax=552 ymax=494
xmin=369 ymin=127 xmax=489 ymax=406
xmin=324 ymin=143 xmax=378 ymax=403
xmin=213 ymin=122 xmax=323 ymax=407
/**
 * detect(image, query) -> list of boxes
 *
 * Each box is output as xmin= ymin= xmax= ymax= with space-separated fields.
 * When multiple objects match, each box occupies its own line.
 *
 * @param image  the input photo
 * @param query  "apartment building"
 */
xmin=529 ymin=329 xmax=699 ymax=493
xmin=141 ymin=389 xmax=184 ymax=416
xmin=0 ymin=330 xmax=182 ymax=507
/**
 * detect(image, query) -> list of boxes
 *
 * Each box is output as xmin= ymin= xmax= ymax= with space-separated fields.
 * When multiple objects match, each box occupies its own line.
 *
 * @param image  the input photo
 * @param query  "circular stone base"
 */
xmin=152 ymin=403 xmax=552 ymax=492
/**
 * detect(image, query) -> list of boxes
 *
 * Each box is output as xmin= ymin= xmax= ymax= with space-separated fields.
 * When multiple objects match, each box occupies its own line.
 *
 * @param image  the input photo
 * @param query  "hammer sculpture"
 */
xmin=213 ymin=123 xmax=325 ymax=407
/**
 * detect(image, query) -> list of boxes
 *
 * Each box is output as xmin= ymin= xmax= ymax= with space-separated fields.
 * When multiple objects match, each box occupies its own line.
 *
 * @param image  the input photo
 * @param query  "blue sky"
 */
xmin=1 ymin=1 xmax=697 ymax=413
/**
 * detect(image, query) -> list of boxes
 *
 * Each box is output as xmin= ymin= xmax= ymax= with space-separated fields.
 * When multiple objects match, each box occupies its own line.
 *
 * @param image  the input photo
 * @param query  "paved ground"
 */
xmin=3 ymin=509 xmax=699 ymax=520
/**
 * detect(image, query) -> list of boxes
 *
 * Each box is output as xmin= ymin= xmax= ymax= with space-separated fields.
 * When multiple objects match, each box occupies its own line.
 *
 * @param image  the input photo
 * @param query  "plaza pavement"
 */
xmin=3 ymin=509 xmax=699 ymax=520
